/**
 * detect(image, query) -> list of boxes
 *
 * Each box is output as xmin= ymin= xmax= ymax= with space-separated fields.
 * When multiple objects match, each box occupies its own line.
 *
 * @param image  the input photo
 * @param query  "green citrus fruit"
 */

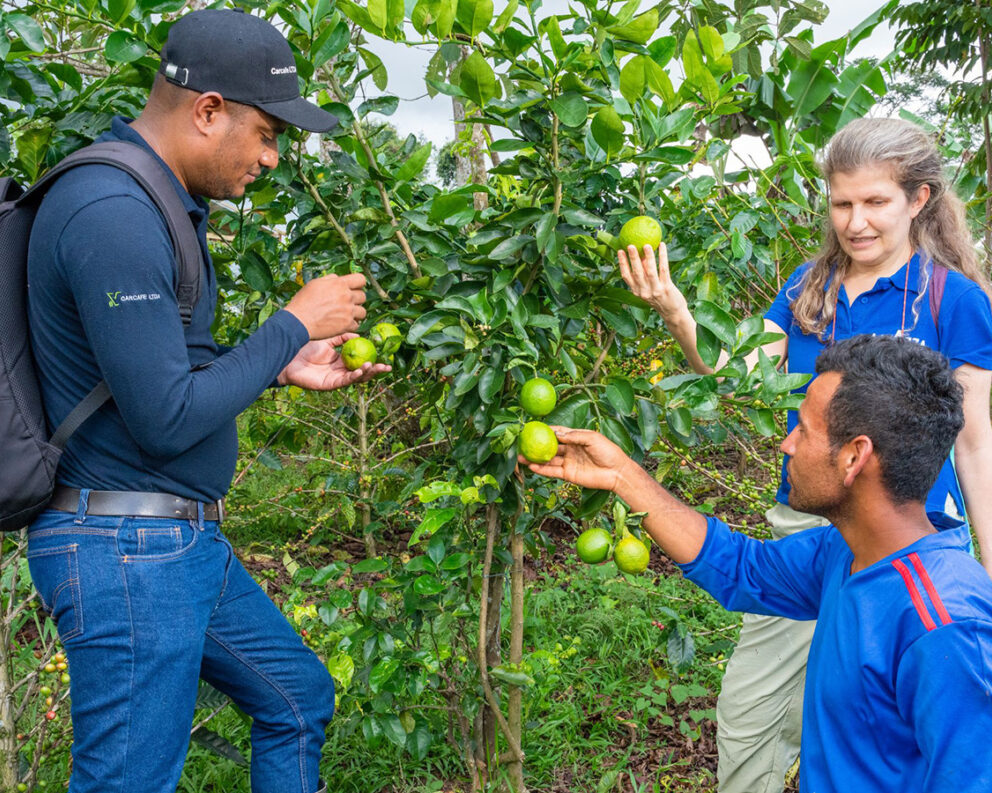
xmin=341 ymin=337 xmax=377 ymax=370
xmin=519 ymin=421 xmax=559 ymax=464
xmin=576 ymin=528 xmax=613 ymax=564
xmin=520 ymin=377 xmax=557 ymax=417
xmin=371 ymin=322 xmax=401 ymax=345
xmin=618 ymin=216 xmax=662 ymax=252
xmin=614 ymin=535 xmax=650 ymax=574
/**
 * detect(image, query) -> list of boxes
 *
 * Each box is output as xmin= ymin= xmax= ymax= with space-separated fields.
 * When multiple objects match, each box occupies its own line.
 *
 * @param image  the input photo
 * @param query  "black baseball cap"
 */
xmin=159 ymin=8 xmax=338 ymax=133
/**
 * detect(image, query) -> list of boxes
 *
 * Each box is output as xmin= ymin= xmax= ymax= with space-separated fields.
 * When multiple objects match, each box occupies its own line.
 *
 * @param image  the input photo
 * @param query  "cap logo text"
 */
xmin=271 ymin=66 xmax=297 ymax=75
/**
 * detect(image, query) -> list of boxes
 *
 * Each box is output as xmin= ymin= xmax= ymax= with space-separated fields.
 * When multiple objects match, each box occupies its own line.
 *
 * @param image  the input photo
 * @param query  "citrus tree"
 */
xmin=0 ymin=0 xmax=898 ymax=789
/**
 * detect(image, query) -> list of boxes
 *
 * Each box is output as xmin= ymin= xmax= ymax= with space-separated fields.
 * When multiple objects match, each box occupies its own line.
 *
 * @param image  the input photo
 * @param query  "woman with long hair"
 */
xmin=619 ymin=116 xmax=992 ymax=793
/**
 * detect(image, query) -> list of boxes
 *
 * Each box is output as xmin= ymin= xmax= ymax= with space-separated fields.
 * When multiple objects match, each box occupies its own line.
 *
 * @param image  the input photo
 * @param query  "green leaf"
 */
xmin=747 ymin=407 xmax=777 ymax=437
xmin=357 ymin=95 xmax=399 ymax=117
xmin=407 ymin=723 xmax=433 ymax=761
xmin=381 ymin=715 xmax=409 ymax=748
xmin=636 ymin=398 xmax=660 ymax=446
xmin=411 ymin=0 xmax=440 ymax=34
xmin=370 ymin=658 xmax=400 ymax=693
xmin=605 ymin=378 xmax=635 ymax=415
xmin=407 ymin=309 xmax=451 ymax=343
xmin=549 ymin=92 xmax=587 ymax=127
xmin=328 ymin=150 xmax=368 ymax=179
xmin=493 ymin=0 xmax=518 ymax=32
xmin=619 ymin=57 xmax=647 ymax=105
xmin=667 ymin=629 xmax=695 ymax=671
xmin=576 ymin=487 xmax=611 ymax=518
xmin=368 ymin=0 xmax=388 ymax=29
xmin=695 ymin=301 xmax=736 ymax=346
xmin=459 ymin=51 xmax=498 ymax=106
xmin=608 ymin=9 xmax=658 ymax=45
xmin=591 ymin=106 xmax=624 ymax=157
xmin=359 ymin=47 xmax=388 ymax=90
xmin=241 ymin=251 xmax=274 ymax=293
xmin=409 ymin=507 xmax=458 ymax=546
xmin=107 ymin=0 xmax=136 ymax=24
xmin=456 ymin=0 xmax=494 ymax=37
xmin=414 ymin=575 xmax=446 ymax=595
xmin=436 ymin=0 xmax=458 ymax=38
xmin=104 ymin=30 xmax=147 ymax=62
xmin=415 ymin=481 xmax=462 ymax=502
xmin=786 ymin=56 xmax=839 ymax=118
xmin=599 ymin=415 xmax=634 ymax=455
xmin=190 ymin=728 xmax=248 ymax=767
xmin=352 ymin=558 xmax=389 ymax=573
xmin=682 ymin=37 xmax=719 ymax=104
xmin=490 ymin=666 xmax=535 ymax=687
xmin=6 ymin=14 xmax=46 ymax=53
xmin=14 ymin=127 xmax=51 ymax=182
xmin=394 ymin=142 xmax=432 ymax=182
xmin=666 ymin=407 xmax=692 ymax=438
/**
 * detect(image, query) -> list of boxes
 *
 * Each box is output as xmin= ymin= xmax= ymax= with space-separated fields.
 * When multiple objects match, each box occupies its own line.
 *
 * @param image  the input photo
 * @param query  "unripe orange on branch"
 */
xmin=618 ymin=216 xmax=662 ymax=252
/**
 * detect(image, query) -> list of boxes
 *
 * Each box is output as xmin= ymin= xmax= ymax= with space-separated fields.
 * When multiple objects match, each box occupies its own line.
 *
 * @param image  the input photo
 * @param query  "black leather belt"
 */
xmin=49 ymin=486 xmax=224 ymax=523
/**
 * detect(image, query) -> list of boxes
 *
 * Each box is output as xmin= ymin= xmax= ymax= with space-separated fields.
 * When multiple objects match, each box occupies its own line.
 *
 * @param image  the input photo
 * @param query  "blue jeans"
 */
xmin=27 ymin=505 xmax=334 ymax=793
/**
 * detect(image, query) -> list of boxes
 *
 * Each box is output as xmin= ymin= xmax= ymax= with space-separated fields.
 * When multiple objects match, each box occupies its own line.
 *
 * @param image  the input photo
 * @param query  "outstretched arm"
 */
xmin=619 ymin=243 xmax=788 ymax=374
xmin=521 ymin=427 xmax=707 ymax=564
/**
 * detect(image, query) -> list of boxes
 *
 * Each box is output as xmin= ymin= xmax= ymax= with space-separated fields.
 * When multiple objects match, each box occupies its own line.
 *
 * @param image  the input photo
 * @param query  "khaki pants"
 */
xmin=716 ymin=502 xmax=829 ymax=793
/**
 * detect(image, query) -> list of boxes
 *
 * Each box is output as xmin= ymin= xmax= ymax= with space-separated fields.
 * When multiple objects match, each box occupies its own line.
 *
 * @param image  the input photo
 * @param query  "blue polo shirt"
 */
xmin=765 ymin=253 xmax=992 ymax=516
xmin=27 ymin=117 xmax=309 ymax=501
xmin=679 ymin=514 xmax=992 ymax=793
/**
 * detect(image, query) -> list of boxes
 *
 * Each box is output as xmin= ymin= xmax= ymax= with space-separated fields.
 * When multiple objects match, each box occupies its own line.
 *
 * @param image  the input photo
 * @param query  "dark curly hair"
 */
xmin=815 ymin=335 xmax=964 ymax=504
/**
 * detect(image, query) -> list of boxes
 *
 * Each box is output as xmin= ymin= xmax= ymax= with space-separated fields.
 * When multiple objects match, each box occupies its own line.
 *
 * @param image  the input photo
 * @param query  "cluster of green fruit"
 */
xmin=575 ymin=501 xmax=651 ymax=575
xmin=517 ymin=377 xmax=560 ymax=463
xmin=340 ymin=322 xmax=403 ymax=370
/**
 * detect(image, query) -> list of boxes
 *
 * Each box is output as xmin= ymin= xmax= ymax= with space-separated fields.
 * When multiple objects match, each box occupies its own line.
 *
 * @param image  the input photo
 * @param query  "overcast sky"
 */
xmin=360 ymin=0 xmax=898 ymax=147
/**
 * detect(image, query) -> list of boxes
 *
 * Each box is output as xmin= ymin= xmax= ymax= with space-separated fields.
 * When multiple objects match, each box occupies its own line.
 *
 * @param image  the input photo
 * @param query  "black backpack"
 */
xmin=0 ymin=140 xmax=203 ymax=531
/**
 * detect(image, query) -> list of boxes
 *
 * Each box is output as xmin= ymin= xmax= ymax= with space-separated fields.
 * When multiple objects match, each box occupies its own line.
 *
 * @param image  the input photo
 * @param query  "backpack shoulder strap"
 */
xmin=21 ymin=141 xmax=202 ymax=326
xmin=929 ymin=262 xmax=948 ymax=336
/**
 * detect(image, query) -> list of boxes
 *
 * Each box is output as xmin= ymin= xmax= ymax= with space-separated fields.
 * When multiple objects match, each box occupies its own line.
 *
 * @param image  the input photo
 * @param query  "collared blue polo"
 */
xmin=27 ymin=117 xmax=309 ymax=501
xmin=764 ymin=253 xmax=992 ymax=515
xmin=678 ymin=514 xmax=992 ymax=793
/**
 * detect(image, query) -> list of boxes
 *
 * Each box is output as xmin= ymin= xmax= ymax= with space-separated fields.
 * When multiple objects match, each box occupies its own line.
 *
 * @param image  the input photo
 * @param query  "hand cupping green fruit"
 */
xmin=340 ymin=337 xmax=377 ymax=370
xmin=518 ymin=421 xmax=558 ymax=464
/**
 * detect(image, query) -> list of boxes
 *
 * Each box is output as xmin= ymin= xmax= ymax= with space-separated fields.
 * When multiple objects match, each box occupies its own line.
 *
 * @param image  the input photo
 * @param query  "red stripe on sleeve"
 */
xmin=908 ymin=553 xmax=953 ymax=626
xmin=892 ymin=558 xmax=937 ymax=631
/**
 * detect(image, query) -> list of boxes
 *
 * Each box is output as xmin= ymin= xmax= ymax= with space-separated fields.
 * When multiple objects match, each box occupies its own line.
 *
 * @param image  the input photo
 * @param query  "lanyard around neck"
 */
xmin=830 ymin=261 xmax=912 ymax=344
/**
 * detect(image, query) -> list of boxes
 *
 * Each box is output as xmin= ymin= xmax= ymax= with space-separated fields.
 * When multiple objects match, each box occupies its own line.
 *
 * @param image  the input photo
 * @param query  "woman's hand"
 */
xmin=618 ymin=243 xmax=690 ymax=322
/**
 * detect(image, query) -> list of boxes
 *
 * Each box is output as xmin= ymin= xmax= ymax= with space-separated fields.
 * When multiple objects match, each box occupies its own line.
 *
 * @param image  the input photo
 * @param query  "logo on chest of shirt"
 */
xmin=106 ymin=291 xmax=162 ymax=307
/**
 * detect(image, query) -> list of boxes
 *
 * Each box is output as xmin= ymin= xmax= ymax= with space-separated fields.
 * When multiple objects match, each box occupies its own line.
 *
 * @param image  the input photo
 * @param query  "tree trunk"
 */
xmin=450 ymin=47 xmax=489 ymax=211
xmin=507 ymin=527 xmax=525 ymax=791
xmin=356 ymin=387 xmax=376 ymax=558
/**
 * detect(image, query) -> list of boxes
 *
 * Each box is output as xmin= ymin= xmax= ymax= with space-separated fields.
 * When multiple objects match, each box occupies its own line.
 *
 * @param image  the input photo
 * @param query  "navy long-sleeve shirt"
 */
xmin=27 ymin=117 xmax=309 ymax=501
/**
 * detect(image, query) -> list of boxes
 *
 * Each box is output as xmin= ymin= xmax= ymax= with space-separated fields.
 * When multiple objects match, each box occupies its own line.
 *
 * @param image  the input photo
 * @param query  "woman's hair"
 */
xmin=789 ymin=117 xmax=991 ymax=339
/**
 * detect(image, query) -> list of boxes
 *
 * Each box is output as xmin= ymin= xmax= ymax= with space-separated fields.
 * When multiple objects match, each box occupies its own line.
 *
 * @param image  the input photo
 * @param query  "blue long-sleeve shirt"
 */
xmin=27 ymin=117 xmax=309 ymax=501
xmin=678 ymin=515 xmax=992 ymax=793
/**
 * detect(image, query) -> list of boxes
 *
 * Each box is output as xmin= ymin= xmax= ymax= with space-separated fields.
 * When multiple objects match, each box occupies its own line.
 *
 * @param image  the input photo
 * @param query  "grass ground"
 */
xmin=179 ymin=533 xmax=745 ymax=793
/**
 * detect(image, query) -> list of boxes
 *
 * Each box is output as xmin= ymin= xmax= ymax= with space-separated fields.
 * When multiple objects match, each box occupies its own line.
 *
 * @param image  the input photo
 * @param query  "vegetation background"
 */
xmin=1 ymin=0 xmax=989 ymax=791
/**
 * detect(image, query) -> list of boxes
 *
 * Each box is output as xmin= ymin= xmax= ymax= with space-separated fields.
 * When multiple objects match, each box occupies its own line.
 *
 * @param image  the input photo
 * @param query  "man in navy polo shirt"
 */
xmin=26 ymin=10 xmax=383 ymax=793
xmin=521 ymin=335 xmax=992 ymax=793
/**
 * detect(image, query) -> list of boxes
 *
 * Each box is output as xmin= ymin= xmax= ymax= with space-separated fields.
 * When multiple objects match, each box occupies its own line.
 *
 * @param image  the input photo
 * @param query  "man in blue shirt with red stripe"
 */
xmin=522 ymin=334 xmax=992 ymax=793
